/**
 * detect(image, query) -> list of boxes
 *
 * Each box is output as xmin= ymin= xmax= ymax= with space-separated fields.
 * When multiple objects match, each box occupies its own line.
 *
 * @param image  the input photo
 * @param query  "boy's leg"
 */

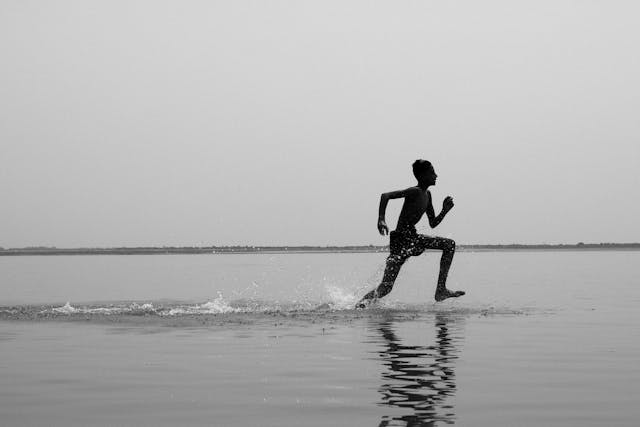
xmin=415 ymin=235 xmax=465 ymax=301
xmin=357 ymin=253 xmax=407 ymax=306
xmin=375 ymin=253 xmax=408 ymax=298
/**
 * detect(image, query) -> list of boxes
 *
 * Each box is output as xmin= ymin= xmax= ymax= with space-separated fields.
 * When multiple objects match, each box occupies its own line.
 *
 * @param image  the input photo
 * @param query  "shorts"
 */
xmin=389 ymin=227 xmax=427 ymax=258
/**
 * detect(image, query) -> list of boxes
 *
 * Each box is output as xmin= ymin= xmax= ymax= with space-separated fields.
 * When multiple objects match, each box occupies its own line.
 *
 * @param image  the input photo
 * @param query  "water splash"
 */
xmin=2 ymin=296 xmax=533 ymax=325
xmin=324 ymin=285 xmax=359 ymax=310
xmin=52 ymin=302 xmax=77 ymax=314
xmin=166 ymin=293 xmax=240 ymax=315
xmin=50 ymin=302 xmax=156 ymax=315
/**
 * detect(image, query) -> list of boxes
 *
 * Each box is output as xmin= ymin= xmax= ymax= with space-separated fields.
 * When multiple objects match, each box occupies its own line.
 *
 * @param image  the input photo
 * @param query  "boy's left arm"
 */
xmin=426 ymin=191 xmax=454 ymax=228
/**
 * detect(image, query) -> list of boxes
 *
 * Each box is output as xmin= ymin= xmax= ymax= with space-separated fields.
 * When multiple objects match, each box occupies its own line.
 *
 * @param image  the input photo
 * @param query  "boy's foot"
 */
xmin=355 ymin=290 xmax=378 ymax=309
xmin=355 ymin=298 xmax=375 ymax=309
xmin=434 ymin=289 xmax=465 ymax=302
xmin=355 ymin=300 xmax=369 ymax=309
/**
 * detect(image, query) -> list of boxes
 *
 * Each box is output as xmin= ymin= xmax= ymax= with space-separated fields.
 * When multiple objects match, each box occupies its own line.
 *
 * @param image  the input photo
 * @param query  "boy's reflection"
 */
xmin=374 ymin=314 xmax=462 ymax=426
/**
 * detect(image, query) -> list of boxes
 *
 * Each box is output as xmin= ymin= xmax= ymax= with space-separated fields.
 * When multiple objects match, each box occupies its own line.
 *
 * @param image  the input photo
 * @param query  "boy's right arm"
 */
xmin=377 ymin=188 xmax=416 ymax=235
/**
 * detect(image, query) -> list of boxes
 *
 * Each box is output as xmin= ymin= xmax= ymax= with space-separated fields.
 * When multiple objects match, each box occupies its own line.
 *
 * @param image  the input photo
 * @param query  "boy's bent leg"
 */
xmin=356 ymin=254 xmax=407 ymax=307
xmin=416 ymin=236 xmax=465 ymax=301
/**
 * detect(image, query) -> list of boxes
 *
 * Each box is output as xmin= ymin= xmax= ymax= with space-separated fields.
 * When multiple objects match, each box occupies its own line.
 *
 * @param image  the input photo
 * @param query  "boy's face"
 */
xmin=421 ymin=166 xmax=438 ymax=185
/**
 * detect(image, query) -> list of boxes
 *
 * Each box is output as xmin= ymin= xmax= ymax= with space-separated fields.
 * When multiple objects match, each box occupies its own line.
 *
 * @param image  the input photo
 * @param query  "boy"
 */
xmin=356 ymin=159 xmax=465 ymax=308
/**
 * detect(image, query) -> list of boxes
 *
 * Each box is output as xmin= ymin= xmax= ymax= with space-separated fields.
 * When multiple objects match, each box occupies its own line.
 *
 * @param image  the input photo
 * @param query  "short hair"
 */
xmin=412 ymin=159 xmax=433 ymax=179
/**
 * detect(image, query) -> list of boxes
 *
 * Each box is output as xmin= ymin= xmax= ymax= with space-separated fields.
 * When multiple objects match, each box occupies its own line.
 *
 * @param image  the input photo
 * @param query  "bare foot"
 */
xmin=434 ymin=289 xmax=465 ymax=302
xmin=355 ymin=298 xmax=374 ymax=309
xmin=355 ymin=290 xmax=378 ymax=309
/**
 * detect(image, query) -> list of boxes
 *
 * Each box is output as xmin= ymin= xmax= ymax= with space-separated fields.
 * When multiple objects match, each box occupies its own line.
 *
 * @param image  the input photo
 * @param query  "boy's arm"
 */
xmin=425 ymin=191 xmax=454 ymax=228
xmin=377 ymin=187 xmax=417 ymax=235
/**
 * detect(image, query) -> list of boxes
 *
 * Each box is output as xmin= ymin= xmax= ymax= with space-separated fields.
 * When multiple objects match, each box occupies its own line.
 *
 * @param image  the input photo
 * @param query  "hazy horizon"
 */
xmin=3 ymin=241 xmax=639 ymax=251
xmin=2 ymin=1 xmax=639 ymax=248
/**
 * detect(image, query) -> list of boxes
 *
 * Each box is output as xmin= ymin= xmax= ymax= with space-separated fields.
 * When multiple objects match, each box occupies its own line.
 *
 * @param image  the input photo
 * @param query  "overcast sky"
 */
xmin=1 ymin=0 xmax=639 ymax=247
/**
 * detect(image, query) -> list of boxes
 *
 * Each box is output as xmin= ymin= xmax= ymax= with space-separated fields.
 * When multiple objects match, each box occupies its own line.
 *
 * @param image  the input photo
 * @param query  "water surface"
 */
xmin=1 ymin=251 xmax=639 ymax=426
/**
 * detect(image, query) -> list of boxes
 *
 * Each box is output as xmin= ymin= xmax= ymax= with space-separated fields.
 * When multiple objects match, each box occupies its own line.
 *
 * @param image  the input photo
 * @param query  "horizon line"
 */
xmin=1 ymin=242 xmax=639 ymax=255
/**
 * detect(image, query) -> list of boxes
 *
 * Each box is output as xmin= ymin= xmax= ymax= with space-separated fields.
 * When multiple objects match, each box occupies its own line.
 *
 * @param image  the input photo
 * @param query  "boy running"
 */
xmin=356 ymin=160 xmax=465 ymax=308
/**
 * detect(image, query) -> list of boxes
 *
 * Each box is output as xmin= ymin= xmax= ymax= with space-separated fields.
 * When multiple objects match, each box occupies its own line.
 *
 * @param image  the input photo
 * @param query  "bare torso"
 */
xmin=396 ymin=187 xmax=430 ymax=231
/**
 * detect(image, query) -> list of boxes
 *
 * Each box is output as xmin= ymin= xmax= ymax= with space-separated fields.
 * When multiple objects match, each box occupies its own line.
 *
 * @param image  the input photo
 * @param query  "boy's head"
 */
xmin=412 ymin=159 xmax=437 ymax=185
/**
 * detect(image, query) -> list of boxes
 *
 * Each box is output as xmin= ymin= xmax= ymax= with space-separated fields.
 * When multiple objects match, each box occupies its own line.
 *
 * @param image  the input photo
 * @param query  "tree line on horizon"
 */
xmin=1 ymin=242 xmax=640 ymax=255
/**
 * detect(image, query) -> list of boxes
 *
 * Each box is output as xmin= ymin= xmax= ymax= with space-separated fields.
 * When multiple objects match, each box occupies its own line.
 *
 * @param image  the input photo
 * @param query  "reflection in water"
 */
xmin=372 ymin=314 xmax=463 ymax=426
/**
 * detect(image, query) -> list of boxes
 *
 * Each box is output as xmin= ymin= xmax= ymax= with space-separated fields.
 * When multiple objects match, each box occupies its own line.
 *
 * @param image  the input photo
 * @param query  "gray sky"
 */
xmin=1 ymin=0 xmax=639 ymax=247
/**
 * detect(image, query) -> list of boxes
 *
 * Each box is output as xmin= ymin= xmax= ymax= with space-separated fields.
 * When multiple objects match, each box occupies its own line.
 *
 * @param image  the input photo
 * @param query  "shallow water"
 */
xmin=1 ymin=251 xmax=639 ymax=426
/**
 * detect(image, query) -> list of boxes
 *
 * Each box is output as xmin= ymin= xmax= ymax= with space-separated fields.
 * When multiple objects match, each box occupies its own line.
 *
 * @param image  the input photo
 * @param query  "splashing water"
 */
xmin=166 ymin=293 xmax=240 ymax=315
xmin=50 ymin=302 xmax=156 ymax=315
xmin=52 ymin=302 xmax=77 ymax=314
xmin=324 ymin=285 xmax=359 ymax=310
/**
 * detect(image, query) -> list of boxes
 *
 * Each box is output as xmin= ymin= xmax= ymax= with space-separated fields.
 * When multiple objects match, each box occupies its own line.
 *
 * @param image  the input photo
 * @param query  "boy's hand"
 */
xmin=377 ymin=219 xmax=389 ymax=235
xmin=443 ymin=196 xmax=454 ymax=213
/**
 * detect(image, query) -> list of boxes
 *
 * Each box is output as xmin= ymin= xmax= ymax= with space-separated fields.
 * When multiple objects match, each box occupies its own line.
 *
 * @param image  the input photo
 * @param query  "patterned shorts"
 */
xmin=389 ymin=228 xmax=427 ymax=258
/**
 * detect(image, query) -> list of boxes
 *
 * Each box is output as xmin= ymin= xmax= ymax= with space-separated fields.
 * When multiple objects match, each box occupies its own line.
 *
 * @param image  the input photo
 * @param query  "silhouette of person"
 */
xmin=374 ymin=313 xmax=461 ymax=426
xmin=357 ymin=160 xmax=464 ymax=308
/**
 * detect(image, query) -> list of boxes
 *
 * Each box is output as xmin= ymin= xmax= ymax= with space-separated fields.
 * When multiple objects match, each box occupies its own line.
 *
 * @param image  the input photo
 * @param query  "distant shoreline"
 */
xmin=1 ymin=243 xmax=639 ymax=256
